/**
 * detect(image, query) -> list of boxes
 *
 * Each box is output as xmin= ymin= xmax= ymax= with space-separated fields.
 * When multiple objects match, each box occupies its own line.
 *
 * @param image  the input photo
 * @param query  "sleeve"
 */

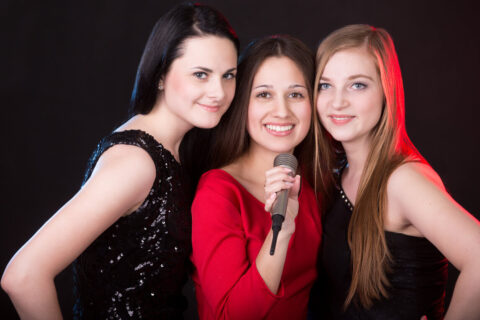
xmin=191 ymin=175 xmax=284 ymax=320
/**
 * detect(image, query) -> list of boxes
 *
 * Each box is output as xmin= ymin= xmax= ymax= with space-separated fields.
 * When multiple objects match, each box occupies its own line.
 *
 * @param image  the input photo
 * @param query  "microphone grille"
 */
xmin=273 ymin=153 xmax=298 ymax=172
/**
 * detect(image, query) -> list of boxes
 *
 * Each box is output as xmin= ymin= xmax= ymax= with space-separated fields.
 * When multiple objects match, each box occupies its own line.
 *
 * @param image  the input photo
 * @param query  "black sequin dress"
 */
xmin=72 ymin=130 xmax=191 ymax=319
xmin=310 ymin=182 xmax=448 ymax=319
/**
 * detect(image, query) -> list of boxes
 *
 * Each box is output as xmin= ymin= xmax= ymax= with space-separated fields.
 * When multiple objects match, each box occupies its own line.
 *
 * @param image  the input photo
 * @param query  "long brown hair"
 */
xmin=182 ymin=35 xmax=326 ymax=197
xmin=313 ymin=24 xmax=426 ymax=308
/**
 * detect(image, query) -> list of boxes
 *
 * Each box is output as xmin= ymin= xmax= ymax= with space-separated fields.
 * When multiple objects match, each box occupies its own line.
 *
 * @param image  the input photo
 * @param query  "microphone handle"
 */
xmin=269 ymin=188 xmax=289 ymax=255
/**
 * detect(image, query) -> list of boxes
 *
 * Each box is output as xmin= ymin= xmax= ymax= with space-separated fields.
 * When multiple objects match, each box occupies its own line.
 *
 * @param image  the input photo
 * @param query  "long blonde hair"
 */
xmin=313 ymin=24 xmax=425 ymax=309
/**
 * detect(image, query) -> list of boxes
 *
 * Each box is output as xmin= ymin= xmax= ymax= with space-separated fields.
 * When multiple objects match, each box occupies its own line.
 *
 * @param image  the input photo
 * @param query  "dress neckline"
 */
xmin=210 ymin=169 xmax=266 ymax=208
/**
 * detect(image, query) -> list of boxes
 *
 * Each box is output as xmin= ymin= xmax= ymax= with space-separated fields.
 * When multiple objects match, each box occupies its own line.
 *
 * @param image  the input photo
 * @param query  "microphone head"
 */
xmin=273 ymin=153 xmax=298 ymax=172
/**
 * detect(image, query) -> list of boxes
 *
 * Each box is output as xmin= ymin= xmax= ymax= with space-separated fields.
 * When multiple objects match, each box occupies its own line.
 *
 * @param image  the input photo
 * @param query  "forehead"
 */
xmin=323 ymin=47 xmax=378 ymax=78
xmin=174 ymin=35 xmax=237 ymax=67
xmin=253 ymin=56 xmax=306 ymax=86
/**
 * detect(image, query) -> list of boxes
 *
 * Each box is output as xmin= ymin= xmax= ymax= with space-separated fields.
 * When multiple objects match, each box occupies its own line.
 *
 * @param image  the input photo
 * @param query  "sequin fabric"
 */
xmin=72 ymin=130 xmax=191 ymax=319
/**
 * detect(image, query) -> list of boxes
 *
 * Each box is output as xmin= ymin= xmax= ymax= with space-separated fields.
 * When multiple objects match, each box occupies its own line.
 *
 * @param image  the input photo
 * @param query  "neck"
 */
xmin=342 ymin=138 xmax=371 ymax=184
xmin=130 ymin=100 xmax=193 ymax=161
xmin=233 ymin=145 xmax=287 ymax=187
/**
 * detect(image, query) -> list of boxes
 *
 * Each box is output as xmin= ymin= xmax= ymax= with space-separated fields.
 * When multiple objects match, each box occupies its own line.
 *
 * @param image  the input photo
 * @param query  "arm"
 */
xmin=1 ymin=145 xmax=156 ymax=320
xmin=191 ymin=169 xmax=300 ymax=320
xmin=388 ymin=162 xmax=480 ymax=320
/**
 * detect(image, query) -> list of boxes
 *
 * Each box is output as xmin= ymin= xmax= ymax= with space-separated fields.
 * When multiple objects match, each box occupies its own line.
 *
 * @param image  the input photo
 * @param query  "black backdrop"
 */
xmin=2 ymin=0 xmax=479 ymax=318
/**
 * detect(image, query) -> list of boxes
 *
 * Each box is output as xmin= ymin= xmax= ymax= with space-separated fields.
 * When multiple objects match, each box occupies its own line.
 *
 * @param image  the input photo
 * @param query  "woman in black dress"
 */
xmin=1 ymin=3 xmax=238 ymax=319
xmin=310 ymin=24 xmax=480 ymax=319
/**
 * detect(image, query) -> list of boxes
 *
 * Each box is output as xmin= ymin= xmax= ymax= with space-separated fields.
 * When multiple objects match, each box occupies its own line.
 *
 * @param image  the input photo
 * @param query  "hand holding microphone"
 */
xmin=264 ymin=154 xmax=300 ymax=255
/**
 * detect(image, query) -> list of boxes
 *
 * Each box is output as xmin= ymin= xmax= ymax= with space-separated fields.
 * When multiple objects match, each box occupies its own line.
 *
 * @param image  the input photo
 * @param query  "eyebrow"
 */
xmin=191 ymin=67 xmax=237 ymax=73
xmin=321 ymin=74 xmax=374 ymax=81
xmin=253 ymin=84 xmax=306 ymax=90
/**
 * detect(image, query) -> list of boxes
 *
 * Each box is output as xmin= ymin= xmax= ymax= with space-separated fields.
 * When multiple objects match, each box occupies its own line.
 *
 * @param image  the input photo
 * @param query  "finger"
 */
xmin=420 ymin=316 xmax=427 ymax=320
xmin=264 ymin=180 xmax=294 ymax=195
xmin=265 ymin=166 xmax=293 ymax=177
xmin=264 ymin=171 xmax=295 ymax=189
xmin=264 ymin=192 xmax=276 ymax=212
xmin=288 ymin=175 xmax=301 ymax=200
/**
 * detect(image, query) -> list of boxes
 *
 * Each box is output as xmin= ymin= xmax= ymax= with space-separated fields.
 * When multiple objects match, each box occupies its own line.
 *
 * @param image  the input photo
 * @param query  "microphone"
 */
xmin=269 ymin=153 xmax=298 ymax=255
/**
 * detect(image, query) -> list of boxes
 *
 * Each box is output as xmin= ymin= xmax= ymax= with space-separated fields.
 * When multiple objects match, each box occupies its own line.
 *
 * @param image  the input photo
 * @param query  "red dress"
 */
xmin=191 ymin=169 xmax=322 ymax=320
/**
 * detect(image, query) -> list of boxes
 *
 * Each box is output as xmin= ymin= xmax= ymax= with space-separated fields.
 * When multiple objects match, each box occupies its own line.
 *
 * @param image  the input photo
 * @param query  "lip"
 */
xmin=198 ymin=103 xmax=221 ymax=112
xmin=264 ymin=123 xmax=295 ymax=136
xmin=328 ymin=114 xmax=355 ymax=125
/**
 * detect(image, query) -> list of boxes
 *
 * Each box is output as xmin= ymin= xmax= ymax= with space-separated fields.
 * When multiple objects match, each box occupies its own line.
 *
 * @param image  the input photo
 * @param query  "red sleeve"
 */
xmin=191 ymin=171 xmax=284 ymax=320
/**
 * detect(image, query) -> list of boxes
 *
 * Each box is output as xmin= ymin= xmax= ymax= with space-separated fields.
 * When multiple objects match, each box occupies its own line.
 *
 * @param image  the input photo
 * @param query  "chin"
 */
xmin=193 ymin=116 xmax=223 ymax=129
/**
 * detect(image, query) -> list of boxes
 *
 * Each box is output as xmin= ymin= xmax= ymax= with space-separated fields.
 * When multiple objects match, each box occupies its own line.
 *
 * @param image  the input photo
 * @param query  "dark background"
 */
xmin=2 ymin=0 xmax=478 ymax=318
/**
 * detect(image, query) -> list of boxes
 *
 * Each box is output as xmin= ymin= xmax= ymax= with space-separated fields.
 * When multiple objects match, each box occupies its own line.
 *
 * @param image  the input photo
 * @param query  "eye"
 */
xmin=193 ymin=72 xmax=208 ymax=79
xmin=318 ymin=82 xmax=331 ymax=91
xmin=352 ymin=82 xmax=367 ymax=89
xmin=223 ymin=72 xmax=236 ymax=80
xmin=288 ymin=92 xmax=304 ymax=99
xmin=256 ymin=91 xmax=271 ymax=98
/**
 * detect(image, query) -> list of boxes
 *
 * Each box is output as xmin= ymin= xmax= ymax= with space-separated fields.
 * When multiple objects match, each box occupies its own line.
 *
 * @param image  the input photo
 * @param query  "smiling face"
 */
xmin=247 ymin=56 xmax=312 ymax=155
xmin=316 ymin=47 xmax=384 ymax=148
xmin=160 ymin=35 xmax=237 ymax=129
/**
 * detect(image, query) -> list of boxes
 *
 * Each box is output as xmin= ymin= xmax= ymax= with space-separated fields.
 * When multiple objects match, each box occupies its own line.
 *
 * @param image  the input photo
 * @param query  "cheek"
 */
xmin=299 ymin=102 xmax=312 ymax=127
xmin=246 ymin=102 xmax=262 ymax=131
xmin=168 ymin=74 xmax=199 ymax=99
xmin=368 ymin=94 xmax=384 ymax=123
xmin=316 ymin=95 xmax=327 ymax=117
xmin=225 ymin=82 xmax=236 ymax=104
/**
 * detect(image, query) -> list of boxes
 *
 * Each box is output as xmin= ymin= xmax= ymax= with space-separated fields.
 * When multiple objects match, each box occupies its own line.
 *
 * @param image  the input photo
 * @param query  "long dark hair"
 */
xmin=182 ymin=35 xmax=324 ymax=198
xmin=130 ymin=2 xmax=239 ymax=115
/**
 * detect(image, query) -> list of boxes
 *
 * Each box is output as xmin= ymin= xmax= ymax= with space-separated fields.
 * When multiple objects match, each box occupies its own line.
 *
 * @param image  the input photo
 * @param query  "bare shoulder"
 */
xmin=91 ymin=144 xmax=156 ymax=184
xmin=387 ymin=161 xmax=445 ymax=199
xmin=82 ymin=144 xmax=157 ymax=215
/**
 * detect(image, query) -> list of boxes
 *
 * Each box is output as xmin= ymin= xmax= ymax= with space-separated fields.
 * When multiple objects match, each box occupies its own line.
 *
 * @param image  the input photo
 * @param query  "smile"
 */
xmin=329 ymin=115 xmax=354 ymax=124
xmin=265 ymin=124 xmax=294 ymax=135
xmin=198 ymin=103 xmax=221 ymax=112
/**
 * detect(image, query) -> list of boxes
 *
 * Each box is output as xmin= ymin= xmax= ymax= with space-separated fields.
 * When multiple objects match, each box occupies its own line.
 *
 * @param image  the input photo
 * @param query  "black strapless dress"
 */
xmin=72 ymin=130 xmax=191 ymax=319
xmin=310 ymin=186 xmax=448 ymax=320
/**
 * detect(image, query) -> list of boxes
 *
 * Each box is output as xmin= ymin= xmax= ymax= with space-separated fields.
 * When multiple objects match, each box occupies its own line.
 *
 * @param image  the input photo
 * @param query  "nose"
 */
xmin=206 ymin=77 xmax=225 ymax=102
xmin=331 ymin=88 xmax=348 ymax=110
xmin=272 ymin=96 xmax=290 ymax=118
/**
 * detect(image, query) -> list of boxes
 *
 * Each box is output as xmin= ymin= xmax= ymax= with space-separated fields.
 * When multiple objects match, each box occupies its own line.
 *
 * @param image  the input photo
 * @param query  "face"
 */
xmin=316 ymin=47 xmax=384 ymax=148
xmin=160 ymin=35 xmax=237 ymax=129
xmin=247 ymin=56 xmax=311 ymax=155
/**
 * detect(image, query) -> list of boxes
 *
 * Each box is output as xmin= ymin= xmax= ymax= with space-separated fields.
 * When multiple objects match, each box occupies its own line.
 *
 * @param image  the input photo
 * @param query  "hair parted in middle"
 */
xmin=181 ymin=34 xmax=328 ymax=197
xmin=313 ymin=24 xmax=426 ymax=309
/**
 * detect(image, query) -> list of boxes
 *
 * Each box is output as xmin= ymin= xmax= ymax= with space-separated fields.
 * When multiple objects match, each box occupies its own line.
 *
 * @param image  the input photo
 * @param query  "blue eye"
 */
xmin=193 ymin=72 xmax=207 ymax=79
xmin=223 ymin=72 xmax=236 ymax=80
xmin=352 ymin=82 xmax=366 ymax=89
xmin=318 ymin=83 xmax=331 ymax=90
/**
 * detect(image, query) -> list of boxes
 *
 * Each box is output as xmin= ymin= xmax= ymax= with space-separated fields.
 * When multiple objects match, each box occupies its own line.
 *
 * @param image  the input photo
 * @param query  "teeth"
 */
xmin=265 ymin=124 xmax=293 ymax=132
xmin=332 ymin=116 xmax=353 ymax=120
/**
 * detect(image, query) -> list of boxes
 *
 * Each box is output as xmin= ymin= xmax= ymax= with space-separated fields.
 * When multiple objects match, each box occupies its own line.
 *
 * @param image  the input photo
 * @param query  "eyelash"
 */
xmin=352 ymin=82 xmax=367 ymax=89
xmin=318 ymin=83 xmax=330 ymax=90
xmin=318 ymin=82 xmax=367 ymax=90
xmin=193 ymin=72 xmax=207 ymax=79
xmin=256 ymin=91 xmax=271 ymax=98
xmin=193 ymin=72 xmax=236 ymax=80
xmin=289 ymin=92 xmax=304 ymax=98
xmin=223 ymin=72 xmax=236 ymax=80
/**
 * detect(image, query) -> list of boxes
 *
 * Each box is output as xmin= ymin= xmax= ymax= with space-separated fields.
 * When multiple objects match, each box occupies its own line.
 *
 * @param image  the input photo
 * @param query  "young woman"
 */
xmin=1 ymin=3 xmax=238 ymax=319
xmin=190 ymin=35 xmax=324 ymax=319
xmin=311 ymin=24 xmax=480 ymax=319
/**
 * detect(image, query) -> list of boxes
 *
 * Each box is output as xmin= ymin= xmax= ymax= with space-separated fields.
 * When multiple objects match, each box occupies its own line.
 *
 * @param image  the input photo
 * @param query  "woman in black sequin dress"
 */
xmin=309 ymin=25 xmax=480 ymax=319
xmin=1 ymin=3 xmax=238 ymax=319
